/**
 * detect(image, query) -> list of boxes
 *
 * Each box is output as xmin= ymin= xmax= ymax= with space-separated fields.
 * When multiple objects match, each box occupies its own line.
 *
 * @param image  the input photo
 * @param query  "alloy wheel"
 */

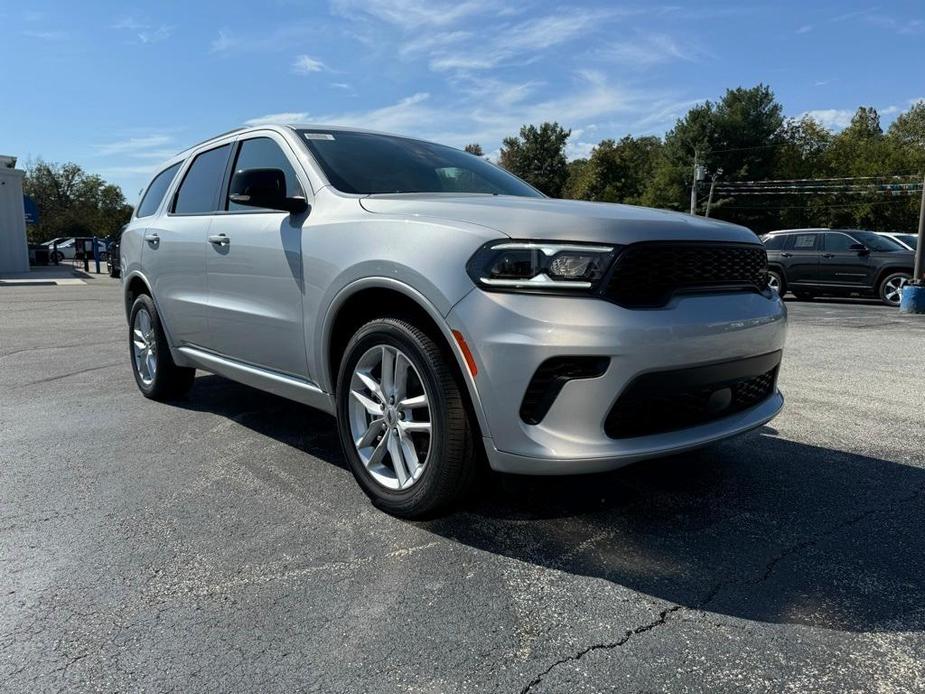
xmin=132 ymin=308 xmax=158 ymax=386
xmin=883 ymin=275 xmax=910 ymax=306
xmin=348 ymin=344 xmax=433 ymax=491
xmin=767 ymin=272 xmax=781 ymax=293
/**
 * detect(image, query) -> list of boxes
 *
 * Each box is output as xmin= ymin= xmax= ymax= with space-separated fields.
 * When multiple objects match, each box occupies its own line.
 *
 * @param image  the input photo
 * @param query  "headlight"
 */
xmin=466 ymin=240 xmax=618 ymax=293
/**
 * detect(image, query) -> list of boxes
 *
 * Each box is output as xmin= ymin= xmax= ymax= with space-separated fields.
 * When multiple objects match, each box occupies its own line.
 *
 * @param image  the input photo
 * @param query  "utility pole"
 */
xmin=915 ymin=174 xmax=925 ymax=285
xmin=690 ymin=150 xmax=700 ymax=215
xmin=705 ymin=169 xmax=723 ymax=218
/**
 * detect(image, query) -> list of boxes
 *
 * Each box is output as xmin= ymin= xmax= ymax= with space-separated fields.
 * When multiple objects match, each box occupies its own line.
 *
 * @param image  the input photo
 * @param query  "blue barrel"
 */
xmin=899 ymin=284 xmax=925 ymax=314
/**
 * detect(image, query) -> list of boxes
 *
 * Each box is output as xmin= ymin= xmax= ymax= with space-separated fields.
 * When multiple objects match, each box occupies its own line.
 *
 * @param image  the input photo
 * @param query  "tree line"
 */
xmin=486 ymin=84 xmax=925 ymax=234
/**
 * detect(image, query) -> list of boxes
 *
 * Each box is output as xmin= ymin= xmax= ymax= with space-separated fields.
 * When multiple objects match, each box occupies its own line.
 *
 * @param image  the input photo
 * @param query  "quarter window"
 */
xmin=172 ymin=144 xmax=232 ymax=214
xmin=762 ymin=235 xmax=787 ymax=250
xmin=227 ymin=137 xmax=303 ymax=211
xmin=137 ymin=163 xmax=181 ymax=218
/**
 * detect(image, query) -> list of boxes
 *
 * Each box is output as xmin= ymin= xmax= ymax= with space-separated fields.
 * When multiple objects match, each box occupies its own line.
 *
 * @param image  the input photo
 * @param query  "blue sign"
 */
xmin=23 ymin=196 xmax=39 ymax=226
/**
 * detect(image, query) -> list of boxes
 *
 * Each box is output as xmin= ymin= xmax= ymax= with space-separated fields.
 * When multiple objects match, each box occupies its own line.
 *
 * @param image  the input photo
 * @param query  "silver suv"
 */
xmin=122 ymin=124 xmax=787 ymax=517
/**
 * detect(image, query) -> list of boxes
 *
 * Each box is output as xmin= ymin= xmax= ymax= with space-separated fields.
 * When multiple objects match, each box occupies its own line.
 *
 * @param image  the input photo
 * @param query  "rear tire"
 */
xmin=878 ymin=272 xmax=911 ymax=307
xmin=129 ymin=294 xmax=195 ymax=401
xmin=335 ymin=317 xmax=477 ymax=518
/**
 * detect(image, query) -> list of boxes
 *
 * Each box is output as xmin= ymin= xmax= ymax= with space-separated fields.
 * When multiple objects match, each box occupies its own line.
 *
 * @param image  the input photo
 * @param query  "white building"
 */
xmin=0 ymin=156 xmax=29 ymax=273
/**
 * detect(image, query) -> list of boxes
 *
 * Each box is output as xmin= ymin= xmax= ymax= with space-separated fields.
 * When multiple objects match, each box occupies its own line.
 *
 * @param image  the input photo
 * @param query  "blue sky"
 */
xmin=3 ymin=1 xmax=924 ymax=202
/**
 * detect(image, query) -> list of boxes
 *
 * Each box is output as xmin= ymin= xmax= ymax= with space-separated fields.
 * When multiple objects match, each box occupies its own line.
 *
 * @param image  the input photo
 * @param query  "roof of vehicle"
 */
xmin=171 ymin=123 xmax=440 ymax=161
xmin=766 ymin=228 xmax=873 ymax=234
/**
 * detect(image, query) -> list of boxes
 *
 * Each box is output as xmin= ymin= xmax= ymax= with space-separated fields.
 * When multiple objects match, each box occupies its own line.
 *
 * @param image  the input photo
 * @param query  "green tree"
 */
xmin=499 ymin=122 xmax=571 ymax=197
xmin=23 ymin=160 xmax=132 ymax=243
xmin=565 ymin=136 xmax=662 ymax=204
xmin=463 ymin=143 xmax=484 ymax=156
xmin=642 ymin=84 xmax=785 ymax=230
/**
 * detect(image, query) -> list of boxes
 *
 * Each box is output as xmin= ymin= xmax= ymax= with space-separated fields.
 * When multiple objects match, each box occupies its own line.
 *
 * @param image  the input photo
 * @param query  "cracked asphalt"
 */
xmin=2 ymin=277 xmax=924 ymax=693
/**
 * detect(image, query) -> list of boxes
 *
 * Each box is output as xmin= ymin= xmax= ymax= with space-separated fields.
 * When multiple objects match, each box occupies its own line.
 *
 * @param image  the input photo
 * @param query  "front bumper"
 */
xmin=447 ymin=288 xmax=787 ymax=475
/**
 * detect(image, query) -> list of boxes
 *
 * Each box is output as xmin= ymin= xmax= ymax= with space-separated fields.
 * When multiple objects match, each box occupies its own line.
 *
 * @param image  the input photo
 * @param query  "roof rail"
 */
xmin=176 ymin=127 xmax=248 ymax=156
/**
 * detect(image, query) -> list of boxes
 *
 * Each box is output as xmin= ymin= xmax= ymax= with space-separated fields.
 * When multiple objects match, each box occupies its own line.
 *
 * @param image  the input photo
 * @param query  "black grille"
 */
xmin=605 ymin=242 xmax=769 ymax=308
xmin=604 ymin=351 xmax=780 ymax=439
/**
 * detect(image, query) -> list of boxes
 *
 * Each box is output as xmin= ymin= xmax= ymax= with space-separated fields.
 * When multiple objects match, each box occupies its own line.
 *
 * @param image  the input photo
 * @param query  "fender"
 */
xmin=318 ymin=277 xmax=490 ymax=438
xmin=121 ymin=269 xmax=190 ymax=367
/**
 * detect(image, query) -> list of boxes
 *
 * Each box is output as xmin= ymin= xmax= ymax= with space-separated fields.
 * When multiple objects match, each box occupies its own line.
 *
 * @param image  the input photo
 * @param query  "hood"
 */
xmin=359 ymin=194 xmax=759 ymax=245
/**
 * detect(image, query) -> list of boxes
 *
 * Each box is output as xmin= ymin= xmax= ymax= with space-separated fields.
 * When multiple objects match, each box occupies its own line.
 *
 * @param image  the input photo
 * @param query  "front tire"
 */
xmin=767 ymin=270 xmax=786 ymax=296
xmin=129 ymin=295 xmax=195 ymax=400
xmin=879 ymin=272 xmax=911 ymax=307
xmin=335 ymin=318 xmax=477 ymax=518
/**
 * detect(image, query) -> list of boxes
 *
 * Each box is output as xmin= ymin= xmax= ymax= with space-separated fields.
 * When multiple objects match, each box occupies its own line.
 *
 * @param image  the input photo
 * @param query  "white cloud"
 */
xmin=138 ymin=26 xmax=172 ymax=44
xmin=596 ymin=33 xmax=703 ymax=66
xmin=112 ymin=17 xmax=172 ymax=44
xmin=244 ymin=112 xmax=313 ymax=126
xmin=799 ymin=109 xmax=855 ymax=130
xmin=210 ymin=29 xmax=237 ymax=53
xmin=796 ymin=24 xmax=813 ymax=34
xmin=331 ymin=0 xmax=490 ymax=30
xmin=426 ymin=10 xmax=610 ymax=72
xmin=292 ymin=54 xmax=326 ymax=74
xmin=96 ymin=135 xmax=175 ymax=156
xmin=21 ymin=30 xmax=66 ymax=41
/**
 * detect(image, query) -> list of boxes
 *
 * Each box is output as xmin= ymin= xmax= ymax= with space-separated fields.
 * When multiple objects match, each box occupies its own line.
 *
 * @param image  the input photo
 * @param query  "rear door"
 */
xmin=819 ymin=232 xmax=871 ymax=286
xmin=203 ymin=133 xmax=311 ymax=378
xmin=782 ymin=232 xmax=821 ymax=284
xmin=143 ymin=145 xmax=231 ymax=347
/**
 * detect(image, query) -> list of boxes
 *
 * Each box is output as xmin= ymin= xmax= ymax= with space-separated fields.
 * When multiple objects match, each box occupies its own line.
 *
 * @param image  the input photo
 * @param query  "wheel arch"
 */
xmin=874 ymin=265 xmax=914 ymax=289
xmin=320 ymin=278 xmax=489 ymax=439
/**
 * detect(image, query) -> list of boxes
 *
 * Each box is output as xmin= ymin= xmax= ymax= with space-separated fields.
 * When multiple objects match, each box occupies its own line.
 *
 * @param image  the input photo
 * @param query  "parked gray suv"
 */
xmin=121 ymin=124 xmax=787 ymax=517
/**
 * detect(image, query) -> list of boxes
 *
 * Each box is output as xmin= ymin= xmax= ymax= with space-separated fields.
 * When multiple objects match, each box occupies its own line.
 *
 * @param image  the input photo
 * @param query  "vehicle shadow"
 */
xmin=783 ymin=295 xmax=886 ymax=307
xmin=177 ymin=374 xmax=925 ymax=633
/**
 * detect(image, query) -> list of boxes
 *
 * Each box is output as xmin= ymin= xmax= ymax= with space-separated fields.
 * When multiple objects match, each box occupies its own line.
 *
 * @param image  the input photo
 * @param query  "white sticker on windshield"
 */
xmin=303 ymin=133 xmax=335 ymax=141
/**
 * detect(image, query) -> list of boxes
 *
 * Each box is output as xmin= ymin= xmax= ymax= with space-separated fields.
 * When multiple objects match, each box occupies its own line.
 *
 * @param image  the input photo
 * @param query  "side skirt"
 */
xmin=176 ymin=345 xmax=335 ymax=414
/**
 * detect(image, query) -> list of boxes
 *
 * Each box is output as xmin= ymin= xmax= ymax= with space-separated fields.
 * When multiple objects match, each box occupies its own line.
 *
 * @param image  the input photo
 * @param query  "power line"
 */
xmin=714 ymin=198 xmax=917 ymax=211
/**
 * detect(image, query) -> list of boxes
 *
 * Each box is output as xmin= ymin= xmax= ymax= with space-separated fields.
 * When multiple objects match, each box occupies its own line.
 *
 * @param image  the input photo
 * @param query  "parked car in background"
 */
xmin=121 ymin=124 xmax=786 ymax=517
xmin=107 ymin=226 xmax=125 ymax=277
xmin=762 ymin=228 xmax=914 ymax=306
xmin=878 ymin=232 xmax=918 ymax=251
xmin=42 ymin=237 xmax=75 ymax=262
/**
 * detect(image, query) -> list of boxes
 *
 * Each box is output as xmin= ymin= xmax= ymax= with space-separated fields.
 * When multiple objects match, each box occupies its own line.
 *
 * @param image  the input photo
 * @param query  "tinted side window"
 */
xmin=137 ymin=163 xmax=181 ymax=218
xmin=173 ymin=144 xmax=231 ymax=214
xmin=824 ymin=233 xmax=858 ymax=252
xmin=227 ymin=138 xmax=303 ymax=212
xmin=792 ymin=234 xmax=820 ymax=250
xmin=763 ymin=235 xmax=787 ymax=250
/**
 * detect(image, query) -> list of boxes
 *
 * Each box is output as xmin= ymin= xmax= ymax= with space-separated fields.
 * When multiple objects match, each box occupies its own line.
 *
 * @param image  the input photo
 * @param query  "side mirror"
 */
xmin=849 ymin=243 xmax=869 ymax=254
xmin=229 ymin=168 xmax=308 ymax=214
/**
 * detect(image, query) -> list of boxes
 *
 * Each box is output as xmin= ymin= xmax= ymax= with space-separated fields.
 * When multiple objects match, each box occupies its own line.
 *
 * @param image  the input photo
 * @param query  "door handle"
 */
xmin=781 ymin=252 xmax=792 ymax=258
xmin=208 ymin=234 xmax=230 ymax=247
xmin=822 ymin=253 xmax=835 ymax=258
xmin=144 ymin=233 xmax=159 ymax=246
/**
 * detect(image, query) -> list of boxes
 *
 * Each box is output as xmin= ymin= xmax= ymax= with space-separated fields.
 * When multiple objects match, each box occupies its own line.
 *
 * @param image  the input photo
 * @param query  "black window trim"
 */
xmin=135 ymin=162 xmax=182 ymax=219
xmin=167 ymin=141 xmax=235 ymax=217
xmin=220 ymin=134 xmax=309 ymax=215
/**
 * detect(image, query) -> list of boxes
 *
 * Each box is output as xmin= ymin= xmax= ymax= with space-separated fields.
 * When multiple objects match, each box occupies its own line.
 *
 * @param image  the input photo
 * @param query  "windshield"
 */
xmin=896 ymin=234 xmax=918 ymax=249
xmin=850 ymin=231 xmax=906 ymax=252
xmin=297 ymin=129 xmax=542 ymax=197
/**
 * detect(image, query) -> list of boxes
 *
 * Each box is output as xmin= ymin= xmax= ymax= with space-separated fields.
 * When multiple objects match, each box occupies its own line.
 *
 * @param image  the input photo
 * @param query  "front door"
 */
xmin=818 ymin=232 xmax=871 ymax=286
xmin=204 ymin=134 xmax=311 ymax=378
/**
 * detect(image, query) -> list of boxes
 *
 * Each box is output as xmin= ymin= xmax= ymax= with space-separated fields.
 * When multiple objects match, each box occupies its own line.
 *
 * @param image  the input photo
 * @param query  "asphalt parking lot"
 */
xmin=2 ymin=278 xmax=924 ymax=693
